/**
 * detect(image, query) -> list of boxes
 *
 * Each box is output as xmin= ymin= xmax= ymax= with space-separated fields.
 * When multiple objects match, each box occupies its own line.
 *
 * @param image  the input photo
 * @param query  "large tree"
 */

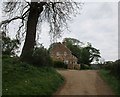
xmin=63 ymin=38 xmax=101 ymax=65
xmin=80 ymin=43 xmax=101 ymax=65
xmin=0 ymin=0 xmax=83 ymax=63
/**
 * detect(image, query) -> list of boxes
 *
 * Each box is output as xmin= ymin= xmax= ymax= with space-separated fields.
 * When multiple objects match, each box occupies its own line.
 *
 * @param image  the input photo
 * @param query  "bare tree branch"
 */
xmin=22 ymin=8 xmax=30 ymax=18
xmin=0 ymin=16 xmax=23 ymax=27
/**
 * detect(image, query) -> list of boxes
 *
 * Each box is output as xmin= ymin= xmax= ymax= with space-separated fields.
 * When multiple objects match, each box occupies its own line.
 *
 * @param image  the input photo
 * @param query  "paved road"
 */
xmin=54 ymin=70 xmax=115 ymax=95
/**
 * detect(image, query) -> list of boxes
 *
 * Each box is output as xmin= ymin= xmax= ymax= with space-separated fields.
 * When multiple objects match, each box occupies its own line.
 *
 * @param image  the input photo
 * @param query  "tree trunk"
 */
xmin=20 ymin=2 xmax=43 ymax=63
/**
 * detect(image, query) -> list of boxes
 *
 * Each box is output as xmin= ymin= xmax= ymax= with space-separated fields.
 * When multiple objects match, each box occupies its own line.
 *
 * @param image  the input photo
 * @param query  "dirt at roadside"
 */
xmin=54 ymin=70 xmax=115 ymax=95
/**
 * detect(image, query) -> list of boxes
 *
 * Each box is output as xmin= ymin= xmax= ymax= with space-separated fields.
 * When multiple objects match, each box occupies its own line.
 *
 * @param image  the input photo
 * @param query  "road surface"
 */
xmin=54 ymin=70 xmax=115 ymax=95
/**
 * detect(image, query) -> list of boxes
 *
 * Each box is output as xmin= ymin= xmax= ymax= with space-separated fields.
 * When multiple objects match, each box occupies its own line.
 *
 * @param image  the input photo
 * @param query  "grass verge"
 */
xmin=99 ymin=69 xmax=120 ymax=95
xmin=2 ymin=57 xmax=64 ymax=96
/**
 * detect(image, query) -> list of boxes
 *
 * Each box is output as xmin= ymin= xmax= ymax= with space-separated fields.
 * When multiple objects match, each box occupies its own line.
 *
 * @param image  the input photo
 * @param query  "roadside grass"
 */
xmin=99 ymin=69 xmax=120 ymax=95
xmin=2 ymin=57 xmax=64 ymax=96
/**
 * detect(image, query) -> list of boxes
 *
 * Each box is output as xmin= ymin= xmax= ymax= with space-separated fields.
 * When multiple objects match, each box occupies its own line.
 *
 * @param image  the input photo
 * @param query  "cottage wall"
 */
xmin=49 ymin=42 xmax=80 ymax=70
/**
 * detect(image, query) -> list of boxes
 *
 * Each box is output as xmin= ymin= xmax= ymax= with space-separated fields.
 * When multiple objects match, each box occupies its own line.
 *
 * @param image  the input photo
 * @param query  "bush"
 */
xmin=80 ymin=64 xmax=92 ymax=70
xmin=102 ymin=59 xmax=120 ymax=79
xmin=110 ymin=59 xmax=120 ymax=79
xmin=2 ymin=31 xmax=20 ymax=56
xmin=31 ymin=46 xmax=53 ymax=67
xmin=91 ymin=64 xmax=101 ymax=70
xmin=54 ymin=61 xmax=67 ymax=68
xmin=102 ymin=64 xmax=113 ymax=70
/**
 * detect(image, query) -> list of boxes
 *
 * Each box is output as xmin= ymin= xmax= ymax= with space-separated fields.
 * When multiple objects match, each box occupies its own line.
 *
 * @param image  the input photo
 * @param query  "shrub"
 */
xmin=110 ymin=59 xmax=120 ymax=79
xmin=53 ymin=61 xmax=67 ymax=68
xmin=102 ymin=64 xmax=113 ymax=70
xmin=31 ymin=46 xmax=53 ymax=67
xmin=2 ymin=31 xmax=20 ymax=56
xmin=102 ymin=59 xmax=120 ymax=79
xmin=80 ymin=64 xmax=92 ymax=70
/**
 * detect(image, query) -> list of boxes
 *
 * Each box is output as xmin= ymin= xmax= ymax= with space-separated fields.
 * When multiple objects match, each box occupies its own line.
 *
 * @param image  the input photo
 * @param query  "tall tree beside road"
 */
xmin=0 ymin=0 xmax=83 ymax=63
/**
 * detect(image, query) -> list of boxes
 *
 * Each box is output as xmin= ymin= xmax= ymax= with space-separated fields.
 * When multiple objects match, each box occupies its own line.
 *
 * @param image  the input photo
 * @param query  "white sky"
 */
xmin=0 ymin=1 xmax=119 ymax=61
xmin=39 ymin=2 xmax=118 ymax=61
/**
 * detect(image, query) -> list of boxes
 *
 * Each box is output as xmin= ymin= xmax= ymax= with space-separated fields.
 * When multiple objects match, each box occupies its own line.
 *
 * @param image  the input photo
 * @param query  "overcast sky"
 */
xmin=39 ymin=2 xmax=118 ymax=61
xmin=0 ymin=1 xmax=118 ymax=61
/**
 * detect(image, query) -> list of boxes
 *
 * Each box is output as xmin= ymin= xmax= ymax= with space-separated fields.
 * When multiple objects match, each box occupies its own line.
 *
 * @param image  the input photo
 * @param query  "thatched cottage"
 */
xmin=49 ymin=42 xmax=80 ymax=69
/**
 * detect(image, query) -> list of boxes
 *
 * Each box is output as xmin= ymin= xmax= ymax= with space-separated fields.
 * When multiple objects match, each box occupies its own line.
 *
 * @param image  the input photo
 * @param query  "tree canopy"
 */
xmin=63 ymin=38 xmax=101 ymax=65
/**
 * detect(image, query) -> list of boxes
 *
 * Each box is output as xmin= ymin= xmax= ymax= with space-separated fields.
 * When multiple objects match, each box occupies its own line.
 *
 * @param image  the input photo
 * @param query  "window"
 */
xmin=75 ymin=61 xmax=77 ymax=64
xmin=64 ymin=60 xmax=69 ymax=64
xmin=64 ymin=52 xmax=67 ymax=56
xmin=56 ymin=52 xmax=60 ymax=56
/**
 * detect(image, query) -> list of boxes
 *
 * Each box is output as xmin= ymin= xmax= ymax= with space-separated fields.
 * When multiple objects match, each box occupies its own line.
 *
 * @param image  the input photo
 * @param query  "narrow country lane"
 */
xmin=54 ymin=70 xmax=115 ymax=95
